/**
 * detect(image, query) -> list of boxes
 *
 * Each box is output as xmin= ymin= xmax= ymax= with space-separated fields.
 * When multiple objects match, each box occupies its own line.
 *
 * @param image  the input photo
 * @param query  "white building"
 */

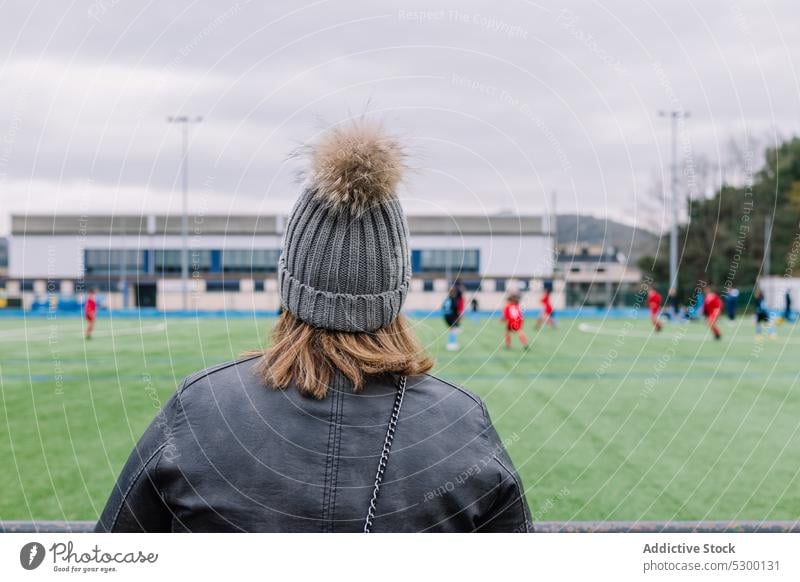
xmin=759 ymin=276 xmax=798 ymax=314
xmin=555 ymin=243 xmax=643 ymax=307
xmin=5 ymin=214 xmax=555 ymax=311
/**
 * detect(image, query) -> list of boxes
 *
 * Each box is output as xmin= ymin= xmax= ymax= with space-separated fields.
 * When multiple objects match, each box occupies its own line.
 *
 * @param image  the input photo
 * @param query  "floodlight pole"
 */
xmin=551 ymin=189 xmax=558 ymax=264
xmin=120 ymin=216 xmax=127 ymax=308
xmin=659 ymin=110 xmax=690 ymax=293
xmin=764 ymin=215 xmax=772 ymax=277
xmin=167 ymin=115 xmax=203 ymax=311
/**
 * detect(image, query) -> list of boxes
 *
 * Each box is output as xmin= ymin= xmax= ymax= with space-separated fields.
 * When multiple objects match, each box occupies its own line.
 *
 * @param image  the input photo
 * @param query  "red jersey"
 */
xmin=86 ymin=296 xmax=97 ymax=320
xmin=703 ymin=292 xmax=722 ymax=316
xmin=503 ymin=303 xmax=523 ymax=331
xmin=541 ymin=293 xmax=553 ymax=315
xmin=647 ymin=289 xmax=662 ymax=312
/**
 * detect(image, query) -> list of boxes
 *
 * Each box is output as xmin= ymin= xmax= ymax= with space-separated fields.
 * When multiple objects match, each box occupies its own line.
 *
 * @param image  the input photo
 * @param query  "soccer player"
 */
xmin=703 ymin=284 xmax=722 ymax=340
xmin=502 ymin=293 xmax=529 ymax=350
xmin=535 ymin=288 xmax=556 ymax=329
xmin=754 ymin=287 xmax=776 ymax=339
xmin=647 ymin=286 xmax=663 ymax=332
xmin=667 ymin=287 xmax=680 ymax=320
xmin=452 ymin=278 xmax=465 ymax=332
xmin=725 ymin=286 xmax=740 ymax=320
xmin=84 ymin=287 xmax=98 ymax=340
xmin=443 ymin=287 xmax=460 ymax=351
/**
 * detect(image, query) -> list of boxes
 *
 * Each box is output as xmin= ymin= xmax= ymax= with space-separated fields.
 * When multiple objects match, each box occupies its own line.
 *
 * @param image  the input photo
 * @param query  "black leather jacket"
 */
xmin=96 ymin=356 xmax=532 ymax=532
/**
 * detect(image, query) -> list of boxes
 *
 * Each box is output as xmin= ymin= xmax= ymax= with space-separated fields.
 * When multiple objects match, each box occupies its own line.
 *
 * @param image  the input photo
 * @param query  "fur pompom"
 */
xmin=307 ymin=120 xmax=405 ymax=216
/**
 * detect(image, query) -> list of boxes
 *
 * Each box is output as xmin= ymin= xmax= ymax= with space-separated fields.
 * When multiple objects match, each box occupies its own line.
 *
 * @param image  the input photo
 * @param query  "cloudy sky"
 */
xmin=1 ymin=0 xmax=798 ymax=234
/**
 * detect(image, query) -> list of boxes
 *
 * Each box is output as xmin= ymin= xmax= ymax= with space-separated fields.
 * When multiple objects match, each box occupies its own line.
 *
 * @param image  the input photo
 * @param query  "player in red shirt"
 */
xmin=647 ymin=287 xmax=663 ymax=332
xmin=454 ymin=279 xmax=465 ymax=319
xmin=502 ymin=293 xmax=529 ymax=349
xmin=535 ymin=289 xmax=556 ymax=329
xmin=703 ymin=284 xmax=722 ymax=340
xmin=84 ymin=288 xmax=98 ymax=340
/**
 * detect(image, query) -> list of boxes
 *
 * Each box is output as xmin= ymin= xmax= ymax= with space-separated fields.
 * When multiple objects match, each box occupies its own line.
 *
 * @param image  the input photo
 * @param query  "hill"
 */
xmin=555 ymin=214 xmax=660 ymax=264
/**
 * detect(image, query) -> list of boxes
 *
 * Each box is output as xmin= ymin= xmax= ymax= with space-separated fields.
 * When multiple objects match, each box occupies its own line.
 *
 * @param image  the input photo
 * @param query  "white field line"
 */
xmin=0 ymin=322 xmax=168 ymax=342
xmin=577 ymin=322 xmax=800 ymax=343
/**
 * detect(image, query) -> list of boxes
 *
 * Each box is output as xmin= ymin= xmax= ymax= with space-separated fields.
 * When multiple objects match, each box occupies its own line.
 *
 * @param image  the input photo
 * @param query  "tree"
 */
xmin=638 ymin=136 xmax=800 ymax=301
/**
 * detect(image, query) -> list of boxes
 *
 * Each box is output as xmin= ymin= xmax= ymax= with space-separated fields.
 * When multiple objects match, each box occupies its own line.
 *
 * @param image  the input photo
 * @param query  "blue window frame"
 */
xmin=413 ymin=249 xmax=480 ymax=273
xmin=206 ymin=279 xmax=241 ymax=293
xmin=154 ymin=250 xmax=212 ymax=274
xmin=462 ymin=280 xmax=481 ymax=291
xmin=85 ymin=248 xmax=283 ymax=275
xmin=221 ymin=249 xmax=281 ymax=273
xmin=84 ymin=249 xmax=145 ymax=275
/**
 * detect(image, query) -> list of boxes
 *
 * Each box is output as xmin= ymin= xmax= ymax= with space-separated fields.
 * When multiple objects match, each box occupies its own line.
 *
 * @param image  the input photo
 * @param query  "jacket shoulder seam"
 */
xmin=479 ymin=401 xmax=491 ymax=444
xmin=108 ymin=443 xmax=168 ymax=531
xmin=422 ymin=373 xmax=482 ymax=406
xmin=178 ymin=355 xmax=261 ymax=395
xmin=152 ymin=399 xmax=178 ymax=500
xmin=492 ymin=453 xmax=530 ymax=533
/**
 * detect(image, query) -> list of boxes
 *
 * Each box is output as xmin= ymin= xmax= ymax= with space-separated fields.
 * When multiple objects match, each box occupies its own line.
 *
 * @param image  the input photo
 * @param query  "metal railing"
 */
xmin=2 ymin=520 xmax=798 ymax=533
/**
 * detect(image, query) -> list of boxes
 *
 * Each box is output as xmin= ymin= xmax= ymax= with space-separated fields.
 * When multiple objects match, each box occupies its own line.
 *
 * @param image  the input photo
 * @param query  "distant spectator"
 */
xmin=784 ymin=289 xmax=793 ymax=322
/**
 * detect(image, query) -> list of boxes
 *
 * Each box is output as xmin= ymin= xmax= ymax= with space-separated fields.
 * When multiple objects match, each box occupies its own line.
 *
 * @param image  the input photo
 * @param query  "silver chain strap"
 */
xmin=363 ymin=375 xmax=407 ymax=533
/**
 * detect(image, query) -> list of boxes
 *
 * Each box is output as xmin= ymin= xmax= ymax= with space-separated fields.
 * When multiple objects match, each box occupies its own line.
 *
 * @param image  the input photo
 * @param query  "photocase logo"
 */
xmin=20 ymin=542 xmax=46 ymax=570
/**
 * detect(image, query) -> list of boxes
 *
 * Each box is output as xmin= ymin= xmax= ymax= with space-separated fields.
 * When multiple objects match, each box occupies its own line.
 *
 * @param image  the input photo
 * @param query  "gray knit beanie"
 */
xmin=278 ymin=120 xmax=411 ymax=332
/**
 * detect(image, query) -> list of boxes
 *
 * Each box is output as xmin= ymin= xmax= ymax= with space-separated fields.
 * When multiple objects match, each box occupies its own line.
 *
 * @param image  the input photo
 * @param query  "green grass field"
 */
xmin=2 ymin=314 xmax=799 ymax=523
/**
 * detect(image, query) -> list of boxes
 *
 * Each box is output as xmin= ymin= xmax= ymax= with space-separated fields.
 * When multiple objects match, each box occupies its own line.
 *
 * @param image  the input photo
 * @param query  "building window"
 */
xmin=570 ymin=267 xmax=581 ymax=273
xmin=415 ymin=249 xmax=479 ymax=273
xmin=221 ymin=249 xmax=280 ymax=273
xmin=423 ymin=280 xmax=434 ymax=292
xmin=495 ymin=278 xmax=506 ymax=292
xmin=84 ymin=249 xmax=145 ymax=275
xmin=206 ymin=279 xmax=241 ymax=293
xmin=462 ymin=280 xmax=481 ymax=291
xmin=77 ymin=280 xmax=116 ymax=292
xmin=155 ymin=249 xmax=212 ymax=274
xmin=254 ymin=280 xmax=265 ymax=292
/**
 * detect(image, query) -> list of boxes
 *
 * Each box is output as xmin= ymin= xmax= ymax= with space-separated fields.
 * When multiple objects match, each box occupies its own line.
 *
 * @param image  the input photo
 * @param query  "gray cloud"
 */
xmin=1 ymin=0 xmax=798 ymax=233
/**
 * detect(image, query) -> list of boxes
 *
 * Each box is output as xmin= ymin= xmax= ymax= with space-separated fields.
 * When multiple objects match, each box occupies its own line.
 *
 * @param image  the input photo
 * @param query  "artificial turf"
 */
xmin=1 ymin=314 xmax=799 ymax=522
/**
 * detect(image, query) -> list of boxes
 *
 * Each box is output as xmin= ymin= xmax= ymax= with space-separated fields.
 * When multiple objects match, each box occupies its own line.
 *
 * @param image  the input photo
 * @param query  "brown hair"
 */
xmin=249 ymin=311 xmax=434 ymax=400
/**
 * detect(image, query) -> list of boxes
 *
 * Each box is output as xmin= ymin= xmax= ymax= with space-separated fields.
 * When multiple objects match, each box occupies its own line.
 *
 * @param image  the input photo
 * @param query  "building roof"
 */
xmin=556 ymin=243 xmax=625 ymax=264
xmin=11 ymin=214 xmax=547 ymax=236
xmin=557 ymin=253 xmax=622 ymax=264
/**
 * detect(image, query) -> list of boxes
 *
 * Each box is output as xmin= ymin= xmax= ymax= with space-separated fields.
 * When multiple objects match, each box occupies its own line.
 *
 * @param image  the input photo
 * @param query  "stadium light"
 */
xmin=167 ymin=115 xmax=203 ymax=311
xmin=658 ymin=110 xmax=690 ymax=294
